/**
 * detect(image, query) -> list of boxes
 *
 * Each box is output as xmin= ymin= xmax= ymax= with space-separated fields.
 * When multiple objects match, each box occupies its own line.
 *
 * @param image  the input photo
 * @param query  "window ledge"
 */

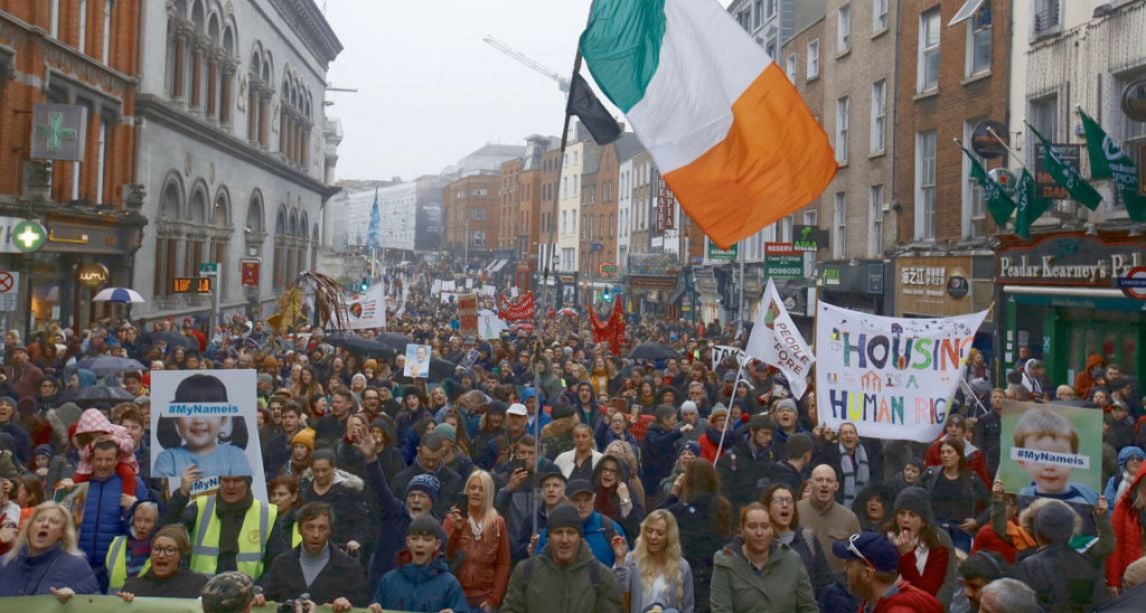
xmin=807 ymin=74 xmax=820 ymax=83
xmin=962 ymin=71 xmax=992 ymax=86
xmin=914 ymin=89 xmax=939 ymax=102
xmin=868 ymin=149 xmax=887 ymax=160
xmin=872 ymin=27 xmax=889 ymax=40
xmin=835 ymin=48 xmax=851 ymax=60
xmin=836 ymin=161 xmax=849 ymax=169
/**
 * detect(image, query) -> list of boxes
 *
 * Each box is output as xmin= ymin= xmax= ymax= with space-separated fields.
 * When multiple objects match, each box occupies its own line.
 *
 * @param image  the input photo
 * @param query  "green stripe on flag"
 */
xmin=959 ymin=143 xmax=1015 ymax=227
xmin=579 ymin=0 xmax=666 ymax=113
xmin=1027 ymin=121 xmax=1103 ymax=210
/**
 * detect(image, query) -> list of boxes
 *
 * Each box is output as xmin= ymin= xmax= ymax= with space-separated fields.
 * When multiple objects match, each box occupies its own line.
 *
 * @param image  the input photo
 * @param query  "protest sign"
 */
xmin=150 ymin=369 xmax=267 ymax=502
xmin=998 ymin=400 xmax=1102 ymax=505
xmin=338 ymin=284 xmax=386 ymax=330
xmin=457 ymin=292 xmax=478 ymax=338
xmin=712 ymin=345 xmax=748 ymax=371
xmin=498 ymin=292 xmax=536 ymax=322
xmin=745 ymin=278 xmax=815 ymax=399
xmin=478 ymin=310 xmax=507 ymax=340
xmin=404 ymin=343 xmax=431 ymax=378
xmin=814 ymin=302 xmax=987 ymax=442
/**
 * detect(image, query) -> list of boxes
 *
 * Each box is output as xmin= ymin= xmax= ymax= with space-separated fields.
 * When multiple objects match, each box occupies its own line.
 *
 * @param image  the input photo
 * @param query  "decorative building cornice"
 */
xmin=271 ymin=0 xmax=343 ymax=68
xmin=136 ymin=94 xmax=340 ymax=201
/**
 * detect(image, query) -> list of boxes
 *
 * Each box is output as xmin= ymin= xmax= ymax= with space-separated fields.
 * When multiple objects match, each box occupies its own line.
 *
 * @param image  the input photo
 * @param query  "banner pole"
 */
xmin=714 ymin=357 xmax=744 ymax=460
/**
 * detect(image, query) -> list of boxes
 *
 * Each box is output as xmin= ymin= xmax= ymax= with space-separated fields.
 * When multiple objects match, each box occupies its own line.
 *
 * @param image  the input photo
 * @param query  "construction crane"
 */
xmin=483 ymin=35 xmax=570 ymax=94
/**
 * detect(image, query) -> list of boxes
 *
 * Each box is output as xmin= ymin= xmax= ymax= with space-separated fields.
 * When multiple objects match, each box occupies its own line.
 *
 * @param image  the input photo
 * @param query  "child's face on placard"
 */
xmin=175 ymin=416 xmax=225 ymax=452
xmin=1018 ymin=434 xmax=1073 ymax=494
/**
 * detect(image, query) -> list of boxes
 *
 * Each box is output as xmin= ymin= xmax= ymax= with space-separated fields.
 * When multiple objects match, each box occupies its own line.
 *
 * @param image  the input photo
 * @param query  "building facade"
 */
xmin=441 ymin=172 xmax=499 ymax=259
xmin=0 ymin=0 xmax=147 ymax=332
xmin=131 ymin=0 xmax=342 ymax=321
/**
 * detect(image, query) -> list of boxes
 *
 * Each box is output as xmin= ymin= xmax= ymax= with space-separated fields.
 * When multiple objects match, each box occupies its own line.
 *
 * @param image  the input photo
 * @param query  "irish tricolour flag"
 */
xmin=580 ymin=0 xmax=838 ymax=249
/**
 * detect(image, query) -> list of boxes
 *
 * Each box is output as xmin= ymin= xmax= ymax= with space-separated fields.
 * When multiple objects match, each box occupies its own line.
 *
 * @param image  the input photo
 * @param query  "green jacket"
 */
xmin=502 ymin=541 xmax=623 ymax=613
xmin=711 ymin=539 xmax=818 ymax=613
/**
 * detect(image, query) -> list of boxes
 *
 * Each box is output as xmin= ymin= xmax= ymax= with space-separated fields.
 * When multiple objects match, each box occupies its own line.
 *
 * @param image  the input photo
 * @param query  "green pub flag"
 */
xmin=1026 ymin=121 xmax=1103 ymax=210
xmin=1078 ymin=108 xmax=1146 ymax=222
xmin=958 ymin=143 xmax=1015 ymax=226
xmin=1014 ymin=168 xmax=1052 ymax=240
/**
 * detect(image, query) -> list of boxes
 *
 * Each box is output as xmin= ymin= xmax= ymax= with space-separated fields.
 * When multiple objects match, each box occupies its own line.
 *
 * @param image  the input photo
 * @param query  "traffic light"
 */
xmin=601 ymin=288 xmax=613 ymax=302
xmin=359 ymin=278 xmax=369 ymax=292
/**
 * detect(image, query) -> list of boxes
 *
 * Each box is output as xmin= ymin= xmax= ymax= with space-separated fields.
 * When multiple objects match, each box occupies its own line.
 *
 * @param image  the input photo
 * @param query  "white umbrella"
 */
xmin=92 ymin=287 xmax=146 ymax=303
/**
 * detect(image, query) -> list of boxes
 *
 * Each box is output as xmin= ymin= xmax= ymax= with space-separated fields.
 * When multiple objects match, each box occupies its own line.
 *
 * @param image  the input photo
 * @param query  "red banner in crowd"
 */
xmin=498 ymin=292 xmax=536 ymax=322
xmin=590 ymin=299 xmax=626 ymax=356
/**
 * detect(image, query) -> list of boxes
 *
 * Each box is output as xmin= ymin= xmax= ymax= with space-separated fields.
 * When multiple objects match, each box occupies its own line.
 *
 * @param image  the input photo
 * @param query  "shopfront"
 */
xmin=996 ymin=231 xmax=1145 ymax=386
xmin=894 ymin=253 xmax=996 ymax=355
xmin=818 ymin=260 xmax=888 ymax=315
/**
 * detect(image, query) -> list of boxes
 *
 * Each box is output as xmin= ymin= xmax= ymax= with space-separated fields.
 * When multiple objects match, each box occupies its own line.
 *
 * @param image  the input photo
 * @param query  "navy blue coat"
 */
xmin=77 ymin=472 xmax=150 ymax=570
xmin=641 ymin=422 xmax=682 ymax=495
xmin=0 ymin=545 xmax=99 ymax=597
xmin=373 ymin=556 xmax=469 ymax=613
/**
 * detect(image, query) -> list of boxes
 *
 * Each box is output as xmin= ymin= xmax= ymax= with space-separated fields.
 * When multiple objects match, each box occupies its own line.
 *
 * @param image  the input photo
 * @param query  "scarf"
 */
xmin=1006 ymin=520 xmax=1038 ymax=551
xmin=1116 ymin=470 xmax=1135 ymax=504
xmin=215 ymin=491 xmax=255 ymax=562
xmin=839 ymin=442 xmax=870 ymax=509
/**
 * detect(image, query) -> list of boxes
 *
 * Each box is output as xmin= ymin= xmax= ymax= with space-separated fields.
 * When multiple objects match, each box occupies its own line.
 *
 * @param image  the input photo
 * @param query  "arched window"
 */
xmin=156 ymin=175 xmax=184 ymax=297
xmin=273 ymin=206 xmax=287 ymax=291
xmin=185 ymin=185 xmax=209 ymax=283
xmin=211 ymin=188 xmax=231 ymax=301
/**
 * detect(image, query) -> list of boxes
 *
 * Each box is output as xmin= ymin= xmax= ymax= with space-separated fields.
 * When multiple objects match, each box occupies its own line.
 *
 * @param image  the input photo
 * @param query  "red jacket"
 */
xmin=924 ymin=437 xmax=991 ymax=488
xmin=1109 ymin=460 xmax=1146 ymax=588
xmin=971 ymin=523 xmax=1018 ymax=564
xmin=899 ymin=545 xmax=949 ymax=597
xmin=860 ymin=579 xmax=944 ymax=613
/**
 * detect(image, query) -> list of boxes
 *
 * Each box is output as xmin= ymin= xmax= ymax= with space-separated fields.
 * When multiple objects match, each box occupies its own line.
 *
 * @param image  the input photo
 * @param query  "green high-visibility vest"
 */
xmin=189 ymin=496 xmax=277 ymax=580
xmin=105 ymin=534 xmax=152 ymax=594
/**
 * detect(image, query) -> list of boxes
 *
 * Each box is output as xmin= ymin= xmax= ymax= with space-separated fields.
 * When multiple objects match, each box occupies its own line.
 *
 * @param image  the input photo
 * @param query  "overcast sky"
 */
xmin=322 ymin=0 xmax=733 ymax=182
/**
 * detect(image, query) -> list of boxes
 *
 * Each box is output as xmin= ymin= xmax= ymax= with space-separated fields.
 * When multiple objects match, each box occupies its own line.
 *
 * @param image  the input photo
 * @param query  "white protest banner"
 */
xmin=480 ymin=284 xmax=496 ymax=297
xmin=745 ymin=278 xmax=815 ymax=399
xmin=338 ymin=284 xmax=386 ymax=330
xmin=432 ymin=279 xmax=443 ymax=294
xmin=814 ymin=302 xmax=987 ymax=443
xmin=151 ymin=369 xmax=267 ymax=502
xmin=712 ymin=345 xmax=747 ymax=371
xmin=442 ymin=280 xmax=456 ymax=292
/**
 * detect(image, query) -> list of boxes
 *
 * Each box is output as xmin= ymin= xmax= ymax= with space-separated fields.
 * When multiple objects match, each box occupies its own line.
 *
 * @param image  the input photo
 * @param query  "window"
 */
xmin=562 ymin=248 xmax=574 ymax=272
xmin=101 ymin=0 xmax=112 ymax=64
xmin=803 ymin=210 xmax=818 ymax=226
xmin=78 ymin=0 xmax=88 ymax=53
xmin=869 ymin=185 xmax=884 ymax=256
xmin=967 ymin=3 xmax=992 ymax=76
xmin=870 ymin=81 xmax=886 ymax=154
xmin=916 ymin=130 xmax=938 ymax=240
xmin=963 ymin=120 xmax=987 ymax=236
xmin=779 ymin=216 xmax=793 ymax=242
xmin=767 ymin=0 xmax=777 ymax=19
xmin=738 ymin=9 xmax=751 ymax=30
xmin=95 ymin=115 xmax=108 ymax=204
xmin=874 ymin=0 xmax=889 ymax=33
xmin=833 ymin=193 xmax=846 ymax=259
xmin=50 ymin=0 xmax=60 ymax=37
xmin=766 ymin=41 xmax=778 ymax=62
xmin=837 ymin=5 xmax=851 ymax=55
xmin=471 ymin=208 xmax=485 ymax=221
xmin=753 ymin=0 xmax=763 ymax=28
xmin=561 ymin=211 xmax=567 ymax=234
xmin=918 ymin=9 xmax=940 ymax=93
xmin=786 ymin=53 xmax=797 ymax=82
xmin=573 ymin=175 xmax=578 ymax=197
xmin=1120 ymin=74 xmax=1146 ymax=167
xmin=807 ymin=40 xmax=820 ymax=79
xmin=836 ymin=96 xmax=849 ymax=164
xmin=471 ymin=188 xmax=487 ymax=196
xmin=562 ymin=177 xmax=567 ymax=198
xmin=1033 ymin=0 xmax=1061 ymax=37
xmin=1028 ymin=95 xmax=1058 ymax=165
xmin=472 ymin=230 xmax=485 ymax=247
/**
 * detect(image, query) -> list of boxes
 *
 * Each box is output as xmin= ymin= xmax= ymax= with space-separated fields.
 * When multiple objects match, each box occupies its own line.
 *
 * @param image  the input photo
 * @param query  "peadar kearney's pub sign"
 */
xmin=996 ymin=234 xmax=1142 ymax=287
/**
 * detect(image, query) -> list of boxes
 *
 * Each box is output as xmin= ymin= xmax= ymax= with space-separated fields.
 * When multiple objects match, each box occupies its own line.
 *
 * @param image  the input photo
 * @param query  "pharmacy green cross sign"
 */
xmin=12 ymin=220 xmax=46 ymax=253
xmin=30 ymin=103 xmax=88 ymax=161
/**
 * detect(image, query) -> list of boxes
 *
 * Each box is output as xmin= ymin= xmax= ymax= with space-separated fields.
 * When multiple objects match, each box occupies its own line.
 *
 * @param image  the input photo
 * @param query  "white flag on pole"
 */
xmin=744 ymin=278 xmax=815 ymax=399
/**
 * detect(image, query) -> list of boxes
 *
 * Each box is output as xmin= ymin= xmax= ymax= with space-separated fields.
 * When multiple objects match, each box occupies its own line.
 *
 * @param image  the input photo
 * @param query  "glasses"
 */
xmin=770 ymin=498 xmax=794 ymax=507
xmin=152 ymin=546 xmax=179 ymax=557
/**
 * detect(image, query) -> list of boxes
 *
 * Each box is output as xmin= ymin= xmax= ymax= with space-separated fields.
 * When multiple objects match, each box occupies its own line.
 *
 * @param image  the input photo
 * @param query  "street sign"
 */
xmin=599 ymin=262 xmax=618 ymax=275
xmin=765 ymin=242 xmax=804 ymax=280
xmin=199 ymin=262 xmax=219 ymax=276
xmin=11 ymin=220 xmax=47 ymax=253
xmin=0 ymin=271 xmax=18 ymax=311
xmin=172 ymin=277 xmax=212 ymax=294
xmin=1119 ymin=266 xmax=1146 ymax=301
xmin=792 ymin=225 xmax=830 ymax=252
xmin=706 ymin=241 xmax=738 ymax=261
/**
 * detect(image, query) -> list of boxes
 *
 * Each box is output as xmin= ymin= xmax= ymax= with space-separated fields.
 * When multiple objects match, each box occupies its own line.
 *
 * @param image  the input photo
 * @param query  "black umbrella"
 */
xmin=628 ymin=342 xmax=681 ymax=361
xmin=149 ymin=331 xmax=197 ymax=350
xmin=326 ymin=333 xmax=396 ymax=360
xmin=59 ymin=385 xmax=136 ymax=403
xmin=76 ymin=356 xmax=148 ymax=376
xmin=428 ymin=357 xmax=458 ymax=380
xmin=374 ymin=332 xmax=412 ymax=353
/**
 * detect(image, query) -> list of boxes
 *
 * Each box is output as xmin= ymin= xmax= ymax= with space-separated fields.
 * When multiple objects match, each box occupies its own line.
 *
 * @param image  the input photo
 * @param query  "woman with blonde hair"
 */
xmin=613 ymin=509 xmax=695 ymax=613
xmin=0 ymin=502 xmax=98 ymax=601
xmin=445 ymin=469 xmax=511 ymax=611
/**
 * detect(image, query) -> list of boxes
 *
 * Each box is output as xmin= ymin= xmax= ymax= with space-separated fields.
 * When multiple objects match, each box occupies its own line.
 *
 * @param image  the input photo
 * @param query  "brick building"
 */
xmin=0 ymin=0 xmax=147 ymax=331
xmin=892 ymin=0 xmax=1007 ymax=323
xmin=441 ymin=172 xmax=500 ymax=258
xmin=498 ymin=158 xmax=522 ymax=252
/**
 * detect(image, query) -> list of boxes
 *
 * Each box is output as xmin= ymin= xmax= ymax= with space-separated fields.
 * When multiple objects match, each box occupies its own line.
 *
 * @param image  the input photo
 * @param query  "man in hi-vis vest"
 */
xmin=164 ymin=464 xmax=285 ymax=580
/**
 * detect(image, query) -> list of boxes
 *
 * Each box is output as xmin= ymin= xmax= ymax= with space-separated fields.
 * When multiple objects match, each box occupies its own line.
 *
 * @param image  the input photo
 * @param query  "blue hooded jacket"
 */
xmin=535 ymin=510 xmax=625 ymax=567
xmin=372 ymin=555 xmax=469 ymax=613
xmin=1105 ymin=446 xmax=1146 ymax=513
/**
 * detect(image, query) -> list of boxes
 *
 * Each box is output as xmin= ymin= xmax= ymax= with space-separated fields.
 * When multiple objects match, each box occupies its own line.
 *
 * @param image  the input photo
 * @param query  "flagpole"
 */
xmin=714 ymin=356 xmax=744 ymax=460
xmin=978 ymin=129 xmax=1030 ymax=173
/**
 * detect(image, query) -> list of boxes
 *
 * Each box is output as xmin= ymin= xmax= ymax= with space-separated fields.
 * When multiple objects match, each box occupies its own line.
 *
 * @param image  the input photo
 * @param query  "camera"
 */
xmin=278 ymin=596 xmax=312 ymax=613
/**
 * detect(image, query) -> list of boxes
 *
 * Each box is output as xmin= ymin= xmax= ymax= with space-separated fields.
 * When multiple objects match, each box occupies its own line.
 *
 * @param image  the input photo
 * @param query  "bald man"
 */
xmin=797 ymin=464 xmax=861 ymax=575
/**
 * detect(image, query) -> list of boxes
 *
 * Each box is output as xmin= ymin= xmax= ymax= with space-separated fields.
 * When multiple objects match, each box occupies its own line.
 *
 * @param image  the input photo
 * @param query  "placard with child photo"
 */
xmin=150 ymin=369 xmax=267 ymax=502
xmin=999 ymin=400 xmax=1103 ymax=505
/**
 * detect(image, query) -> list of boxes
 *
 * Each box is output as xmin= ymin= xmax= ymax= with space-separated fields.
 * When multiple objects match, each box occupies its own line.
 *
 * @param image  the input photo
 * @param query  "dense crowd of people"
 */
xmin=0 ymin=262 xmax=1143 ymax=613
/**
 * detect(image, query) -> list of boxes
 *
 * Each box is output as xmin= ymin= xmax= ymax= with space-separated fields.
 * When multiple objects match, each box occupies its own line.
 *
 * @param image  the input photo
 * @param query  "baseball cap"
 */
xmin=200 ymin=571 xmax=254 ymax=613
xmin=831 ymin=532 xmax=899 ymax=574
xmin=565 ymin=478 xmax=594 ymax=498
xmin=507 ymin=403 xmax=528 ymax=417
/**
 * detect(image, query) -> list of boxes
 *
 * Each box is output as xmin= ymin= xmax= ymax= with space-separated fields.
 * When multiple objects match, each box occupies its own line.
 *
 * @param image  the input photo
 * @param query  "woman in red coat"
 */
xmin=1108 ymin=460 xmax=1146 ymax=592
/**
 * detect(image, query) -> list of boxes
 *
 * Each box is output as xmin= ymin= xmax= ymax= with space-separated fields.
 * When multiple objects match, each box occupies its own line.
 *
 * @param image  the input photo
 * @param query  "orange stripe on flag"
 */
xmin=664 ymin=64 xmax=837 ymax=250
